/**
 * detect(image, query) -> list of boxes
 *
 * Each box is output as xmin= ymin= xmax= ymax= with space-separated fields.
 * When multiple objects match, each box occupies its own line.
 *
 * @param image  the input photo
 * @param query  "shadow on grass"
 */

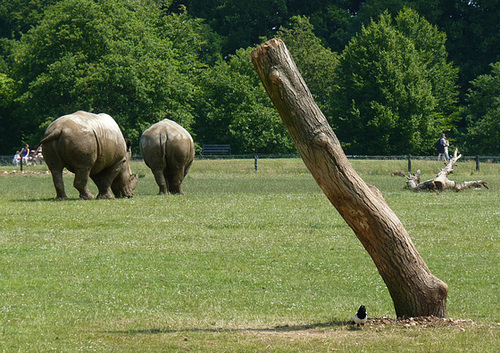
xmin=105 ymin=320 xmax=356 ymax=335
xmin=12 ymin=197 xmax=81 ymax=202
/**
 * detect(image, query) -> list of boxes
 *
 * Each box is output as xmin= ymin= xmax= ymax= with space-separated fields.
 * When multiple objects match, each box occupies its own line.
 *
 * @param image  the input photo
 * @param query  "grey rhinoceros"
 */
xmin=140 ymin=119 xmax=194 ymax=195
xmin=40 ymin=111 xmax=138 ymax=200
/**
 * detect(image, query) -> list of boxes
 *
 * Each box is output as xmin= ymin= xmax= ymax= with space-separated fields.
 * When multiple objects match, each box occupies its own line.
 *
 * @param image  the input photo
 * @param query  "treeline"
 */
xmin=0 ymin=0 xmax=498 ymax=155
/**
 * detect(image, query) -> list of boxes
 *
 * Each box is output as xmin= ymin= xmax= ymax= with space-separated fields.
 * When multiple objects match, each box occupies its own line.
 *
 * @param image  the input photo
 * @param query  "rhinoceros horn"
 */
xmin=131 ymin=173 xmax=139 ymax=190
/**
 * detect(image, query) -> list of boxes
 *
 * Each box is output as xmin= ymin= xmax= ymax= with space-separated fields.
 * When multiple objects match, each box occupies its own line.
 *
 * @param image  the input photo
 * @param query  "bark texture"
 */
xmin=408 ymin=149 xmax=489 ymax=191
xmin=251 ymin=38 xmax=448 ymax=318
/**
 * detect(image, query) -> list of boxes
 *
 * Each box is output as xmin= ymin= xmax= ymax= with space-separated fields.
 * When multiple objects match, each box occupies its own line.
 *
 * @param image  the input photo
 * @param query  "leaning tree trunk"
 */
xmin=251 ymin=38 xmax=448 ymax=318
xmin=408 ymin=149 xmax=489 ymax=191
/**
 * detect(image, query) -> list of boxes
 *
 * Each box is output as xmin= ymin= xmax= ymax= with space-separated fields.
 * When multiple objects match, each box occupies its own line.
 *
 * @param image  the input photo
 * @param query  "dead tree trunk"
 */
xmin=408 ymin=149 xmax=489 ymax=191
xmin=251 ymin=38 xmax=448 ymax=318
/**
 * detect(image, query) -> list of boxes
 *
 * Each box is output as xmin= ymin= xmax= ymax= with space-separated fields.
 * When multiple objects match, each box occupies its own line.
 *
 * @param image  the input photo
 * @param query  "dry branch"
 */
xmin=407 ymin=149 xmax=489 ymax=191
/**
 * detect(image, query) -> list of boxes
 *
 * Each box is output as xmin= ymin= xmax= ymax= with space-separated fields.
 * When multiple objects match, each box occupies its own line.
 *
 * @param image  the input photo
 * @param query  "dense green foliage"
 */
xmin=276 ymin=16 xmax=338 ymax=119
xmin=0 ymin=0 xmax=498 ymax=155
xmin=5 ymin=0 xmax=210 ymax=144
xmin=193 ymin=48 xmax=294 ymax=154
xmin=331 ymin=10 xmax=458 ymax=154
xmin=0 ymin=159 xmax=499 ymax=351
xmin=461 ymin=62 xmax=500 ymax=155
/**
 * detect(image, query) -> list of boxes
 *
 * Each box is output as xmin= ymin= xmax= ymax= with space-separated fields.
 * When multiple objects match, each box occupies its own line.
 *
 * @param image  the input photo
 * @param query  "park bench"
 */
xmin=201 ymin=144 xmax=231 ymax=156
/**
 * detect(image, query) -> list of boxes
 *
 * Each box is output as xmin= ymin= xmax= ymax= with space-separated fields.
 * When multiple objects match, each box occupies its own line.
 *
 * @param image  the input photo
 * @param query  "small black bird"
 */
xmin=354 ymin=305 xmax=367 ymax=326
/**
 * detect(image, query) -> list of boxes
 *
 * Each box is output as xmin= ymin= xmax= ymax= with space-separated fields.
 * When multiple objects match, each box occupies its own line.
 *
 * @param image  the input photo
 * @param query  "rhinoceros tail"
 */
xmin=39 ymin=128 xmax=62 ymax=146
xmin=161 ymin=131 xmax=169 ymax=163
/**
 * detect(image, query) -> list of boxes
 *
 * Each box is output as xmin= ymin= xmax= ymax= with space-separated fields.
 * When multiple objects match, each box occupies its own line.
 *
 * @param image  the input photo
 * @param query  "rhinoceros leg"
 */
xmin=152 ymin=169 xmax=168 ymax=195
xmin=42 ymin=143 xmax=68 ymax=200
xmin=166 ymin=159 xmax=192 ymax=195
xmin=90 ymin=173 xmax=114 ymax=199
xmin=50 ymin=167 xmax=68 ymax=201
xmin=96 ymin=188 xmax=114 ymax=199
xmin=166 ymin=170 xmax=184 ymax=195
xmin=91 ymin=161 xmax=125 ymax=199
xmin=73 ymin=170 xmax=94 ymax=200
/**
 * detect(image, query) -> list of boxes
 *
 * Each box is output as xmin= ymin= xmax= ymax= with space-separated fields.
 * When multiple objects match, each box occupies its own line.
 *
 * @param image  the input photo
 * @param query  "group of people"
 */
xmin=436 ymin=133 xmax=450 ymax=161
xmin=12 ymin=144 xmax=43 ymax=166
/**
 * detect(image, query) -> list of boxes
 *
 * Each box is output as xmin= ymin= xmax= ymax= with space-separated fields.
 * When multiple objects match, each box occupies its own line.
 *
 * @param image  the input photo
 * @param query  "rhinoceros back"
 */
xmin=67 ymin=111 xmax=125 ymax=148
xmin=42 ymin=111 xmax=124 ymax=143
xmin=140 ymin=118 xmax=193 ymax=163
xmin=41 ymin=111 xmax=127 ymax=174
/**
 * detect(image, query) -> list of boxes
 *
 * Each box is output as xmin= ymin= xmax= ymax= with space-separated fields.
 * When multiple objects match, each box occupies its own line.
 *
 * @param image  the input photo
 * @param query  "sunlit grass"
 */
xmin=0 ymin=158 xmax=498 ymax=351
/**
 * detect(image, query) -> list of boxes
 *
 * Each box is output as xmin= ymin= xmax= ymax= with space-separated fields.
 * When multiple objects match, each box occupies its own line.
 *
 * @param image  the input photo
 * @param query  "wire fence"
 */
xmin=2 ymin=153 xmax=499 ymax=170
xmin=195 ymin=153 xmax=500 ymax=163
xmin=193 ymin=154 xmax=499 ymax=173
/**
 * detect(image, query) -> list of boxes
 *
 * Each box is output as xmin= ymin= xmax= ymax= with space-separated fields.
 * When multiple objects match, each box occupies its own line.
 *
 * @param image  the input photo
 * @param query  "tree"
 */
xmin=172 ymin=0 xmax=288 ymax=56
xmin=427 ymin=0 xmax=500 ymax=95
xmin=276 ymin=16 xmax=338 ymax=119
xmin=345 ymin=0 xmax=406 ymax=43
xmin=285 ymin=0 xmax=363 ymax=53
xmin=461 ymin=62 xmax=500 ymax=155
xmin=252 ymin=38 xmax=447 ymax=318
xmin=1 ymin=0 xmax=495 ymax=154
xmin=194 ymin=48 xmax=294 ymax=154
xmin=330 ymin=10 xmax=457 ymax=155
xmin=161 ymin=3 xmax=224 ymax=66
xmin=192 ymin=15 xmax=339 ymax=155
xmin=6 ymin=0 xmax=206 ymax=150
xmin=0 ymin=72 xmax=17 ymax=152
xmin=394 ymin=8 xmax=458 ymax=129
xmin=0 ymin=0 xmax=58 ymax=39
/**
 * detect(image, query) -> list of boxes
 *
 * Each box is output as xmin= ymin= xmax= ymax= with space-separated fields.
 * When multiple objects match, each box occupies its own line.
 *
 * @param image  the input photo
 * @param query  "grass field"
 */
xmin=0 ymin=158 xmax=498 ymax=352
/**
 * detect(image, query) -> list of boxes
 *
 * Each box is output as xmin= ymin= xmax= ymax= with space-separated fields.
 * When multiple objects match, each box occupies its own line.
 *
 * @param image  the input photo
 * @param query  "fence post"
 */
xmin=254 ymin=155 xmax=258 ymax=172
xmin=407 ymin=155 xmax=412 ymax=174
xmin=20 ymin=155 xmax=23 ymax=172
xmin=476 ymin=155 xmax=480 ymax=172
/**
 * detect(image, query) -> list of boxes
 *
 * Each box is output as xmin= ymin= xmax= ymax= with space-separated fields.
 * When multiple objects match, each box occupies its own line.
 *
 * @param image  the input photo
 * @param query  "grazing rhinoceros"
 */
xmin=40 ymin=111 xmax=138 ymax=200
xmin=140 ymin=119 xmax=194 ymax=195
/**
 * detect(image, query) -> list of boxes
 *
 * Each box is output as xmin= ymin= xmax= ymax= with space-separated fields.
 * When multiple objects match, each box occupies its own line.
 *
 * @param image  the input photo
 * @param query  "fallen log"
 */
xmin=407 ymin=149 xmax=489 ymax=191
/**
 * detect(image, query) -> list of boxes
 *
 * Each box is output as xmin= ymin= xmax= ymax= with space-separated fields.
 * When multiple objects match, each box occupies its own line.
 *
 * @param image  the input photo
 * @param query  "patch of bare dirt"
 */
xmin=247 ymin=316 xmax=491 ymax=339
xmin=1 ymin=170 xmax=49 ymax=175
xmin=366 ymin=315 xmax=479 ymax=329
xmin=0 ymin=170 xmax=72 ymax=175
xmin=227 ymin=317 xmax=498 ymax=345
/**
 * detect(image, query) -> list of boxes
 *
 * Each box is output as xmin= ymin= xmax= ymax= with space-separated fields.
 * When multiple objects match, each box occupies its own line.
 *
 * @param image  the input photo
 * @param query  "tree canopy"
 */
xmin=193 ymin=47 xmax=294 ymax=154
xmin=330 ymin=9 xmax=458 ymax=155
xmin=4 ymin=0 xmax=209 ymax=149
xmin=0 ymin=0 xmax=497 ymax=155
xmin=461 ymin=62 xmax=500 ymax=155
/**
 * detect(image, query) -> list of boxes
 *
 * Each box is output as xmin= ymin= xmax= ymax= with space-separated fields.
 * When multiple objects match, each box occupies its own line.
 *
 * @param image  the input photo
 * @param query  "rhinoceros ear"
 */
xmin=125 ymin=139 xmax=132 ymax=152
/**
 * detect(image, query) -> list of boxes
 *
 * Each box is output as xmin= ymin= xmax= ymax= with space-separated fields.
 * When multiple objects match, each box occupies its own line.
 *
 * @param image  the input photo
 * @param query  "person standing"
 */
xmin=21 ymin=144 xmax=30 ymax=165
xmin=436 ymin=133 xmax=449 ymax=161
xmin=13 ymin=151 xmax=21 ymax=166
xmin=34 ymin=145 xmax=43 ymax=165
xmin=443 ymin=134 xmax=450 ymax=160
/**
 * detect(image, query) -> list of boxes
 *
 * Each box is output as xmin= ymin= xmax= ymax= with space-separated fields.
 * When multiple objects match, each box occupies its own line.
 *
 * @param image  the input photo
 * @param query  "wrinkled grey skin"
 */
xmin=140 ymin=119 xmax=194 ymax=195
xmin=40 ymin=111 xmax=138 ymax=200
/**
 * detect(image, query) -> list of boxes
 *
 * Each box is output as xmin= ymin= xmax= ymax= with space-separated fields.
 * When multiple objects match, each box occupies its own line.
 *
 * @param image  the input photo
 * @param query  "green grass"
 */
xmin=0 ymin=158 xmax=498 ymax=352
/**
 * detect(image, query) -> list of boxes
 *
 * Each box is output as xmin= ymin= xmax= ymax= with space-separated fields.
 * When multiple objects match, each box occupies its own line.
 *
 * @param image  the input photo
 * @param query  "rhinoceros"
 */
xmin=140 ymin=119 xmax=194 ymax=195
xmin=40 ymin=111 xmax=138 ymax=200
